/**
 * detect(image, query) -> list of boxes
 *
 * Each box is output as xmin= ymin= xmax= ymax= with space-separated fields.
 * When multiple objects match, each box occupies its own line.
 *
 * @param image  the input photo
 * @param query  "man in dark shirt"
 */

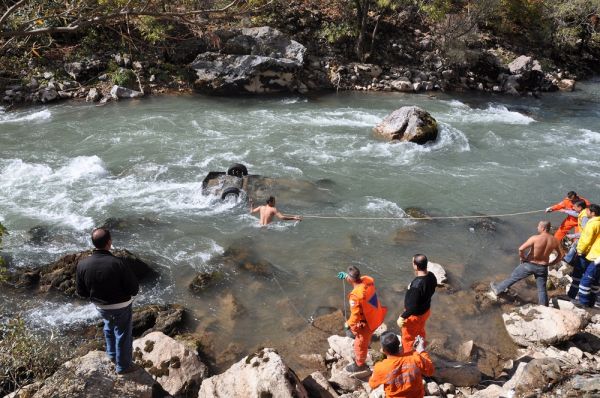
xmin=396 ymin=254 xmax=437 ymax=353
xmin=76 ymin=228 xmax=139 ymax=374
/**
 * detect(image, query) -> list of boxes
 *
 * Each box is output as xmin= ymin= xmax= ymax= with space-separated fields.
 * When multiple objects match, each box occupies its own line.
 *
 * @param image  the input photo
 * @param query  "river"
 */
xmin=1 ymin=81 xmax=600 ymax=372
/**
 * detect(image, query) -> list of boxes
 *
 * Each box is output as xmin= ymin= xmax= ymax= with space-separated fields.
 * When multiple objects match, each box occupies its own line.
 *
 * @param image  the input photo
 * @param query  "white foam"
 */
xmin=280 ymin=97 xmax=308 ymax=104
xmin=364 ymin=197 xmax=407 ymax=217
xmin=444 ymin=103 xmax=535 ymax=125
xmin=25 ymin=302 xmax=99 ymax=329
xmin=57 ymin=156 xmax=108 ymax=182
xmin=0 ymin=109 xmax=51 ymax=124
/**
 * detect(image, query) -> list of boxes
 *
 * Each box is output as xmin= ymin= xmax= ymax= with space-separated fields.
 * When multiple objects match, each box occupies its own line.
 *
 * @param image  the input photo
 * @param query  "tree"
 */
xmin=0 ymin=221 xmax=6 ymax=283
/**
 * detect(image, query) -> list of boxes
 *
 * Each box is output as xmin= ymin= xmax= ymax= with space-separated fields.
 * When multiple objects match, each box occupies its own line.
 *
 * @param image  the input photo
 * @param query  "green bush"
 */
xmin=110 ymin=68 xmax=137 ymax=88
xmin=0 ymin=318 xmax=67 ymax=395
xmin=0 ymin=222 xmax=6 ymax=283
xmin=319 ymin=21 xmax=356 ymax=44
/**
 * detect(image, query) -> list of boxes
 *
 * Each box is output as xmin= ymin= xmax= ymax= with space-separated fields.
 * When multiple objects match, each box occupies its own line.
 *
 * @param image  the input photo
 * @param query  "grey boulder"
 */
xmin=373 ymin=106 xmax=438 ymax=144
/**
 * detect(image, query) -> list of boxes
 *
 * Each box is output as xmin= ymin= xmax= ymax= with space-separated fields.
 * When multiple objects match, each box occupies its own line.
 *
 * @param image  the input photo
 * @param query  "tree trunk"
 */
xmin=354 ymin=0 xmax=370 ymax=61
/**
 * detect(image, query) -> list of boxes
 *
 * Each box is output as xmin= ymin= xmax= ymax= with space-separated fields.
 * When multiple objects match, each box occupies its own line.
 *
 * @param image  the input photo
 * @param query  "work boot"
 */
xmin=345 ymin=362 xmax=369 ymax=373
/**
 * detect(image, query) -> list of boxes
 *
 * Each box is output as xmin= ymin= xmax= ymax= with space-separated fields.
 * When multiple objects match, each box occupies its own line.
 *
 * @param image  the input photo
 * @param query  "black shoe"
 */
xmin=117 ymin=363 xmax=141 ymax=375
xmin=345 ymin=362 xmax=369 ymax=373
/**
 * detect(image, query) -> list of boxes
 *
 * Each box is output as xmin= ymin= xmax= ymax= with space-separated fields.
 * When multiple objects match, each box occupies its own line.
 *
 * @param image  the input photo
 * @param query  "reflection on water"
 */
xmin=1 ymin=85 xmax=599 ymax=372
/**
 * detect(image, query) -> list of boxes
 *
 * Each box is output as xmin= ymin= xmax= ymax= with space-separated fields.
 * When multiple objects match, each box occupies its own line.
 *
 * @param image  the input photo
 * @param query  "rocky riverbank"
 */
xmin=0 ymin=25 xmax=584 ymax=111
xmin=4 ymin=245 xmax=600 ymax=397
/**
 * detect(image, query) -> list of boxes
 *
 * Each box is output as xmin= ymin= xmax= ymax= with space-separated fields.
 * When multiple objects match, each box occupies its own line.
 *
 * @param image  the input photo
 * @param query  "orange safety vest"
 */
xmin=551 ymin=196 xmax=591 ymax=213
xmin=348 ymin=275 xmax=387 ymax=331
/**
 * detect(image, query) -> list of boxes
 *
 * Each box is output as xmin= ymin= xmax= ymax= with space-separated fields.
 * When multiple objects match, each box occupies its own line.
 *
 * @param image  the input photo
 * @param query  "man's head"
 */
xmin=538 ymin=221 xmax=551 ymax=233
xmin=412 ymin=254 xmax=428 ymax=271
xmin=567 ymin=191 xmax=579 ymax=200
xmin=380 ymin=331 xmax=401 ymax=355
xmin=589 ymin=204 xmax=600 ymax=218
xmin=91 ymin=228 xmax=111 ymax=250
xmin=266 ymin=196 xmax=275 ymax=206
xmin=573 ymin=200 xmax=587 ymax=212
xmin=347 ymin=265 xmax=361 ymax=282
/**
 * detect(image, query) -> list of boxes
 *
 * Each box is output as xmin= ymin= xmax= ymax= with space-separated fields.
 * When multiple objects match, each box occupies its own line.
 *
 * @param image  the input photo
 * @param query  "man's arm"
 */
xmin=120 ymin=260 xmax=140 ymax=296
xmin=413 ymin=351 xmax=435 ymax=377
xmin=275 ymin=210 xmax=301 ymax=221
xmin=75 ymin=266 xmax=89 ymax=298
xmin=250 ymin=203 xmax=261 ymax=214
xmin=368 ymin=363 xmax=385 ymax=389
xmin=518 ymin=237 xmax=534 ymax=262
xmin=400 ymin=284 xmax=421 ymax=319
xmin=549 ymin=244 xmax=564 ymax=266
xmin=347 ymin=293 xmax=364 ymax=330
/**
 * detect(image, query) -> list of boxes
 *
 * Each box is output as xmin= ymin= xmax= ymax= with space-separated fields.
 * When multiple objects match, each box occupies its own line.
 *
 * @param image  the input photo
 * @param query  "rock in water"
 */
xmin=198 ymin=348 xmax=307 ymax=397
xmin=373 ymin=106 xmax=438 ymax=144
xmin=502 ymin=304 xmax=586 ymax=347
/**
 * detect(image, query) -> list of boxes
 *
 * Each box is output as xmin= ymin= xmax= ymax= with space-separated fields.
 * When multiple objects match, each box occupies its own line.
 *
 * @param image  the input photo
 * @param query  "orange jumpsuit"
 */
xmin=347 ymin=275 xmax=387 ymax=366
xmin=368 ymin=351 xmax=435 ymax=397
xmin=550 ymin=196 xmax=590 ymax=241
xmin=401 ymin=309 xmax=431 ymax=354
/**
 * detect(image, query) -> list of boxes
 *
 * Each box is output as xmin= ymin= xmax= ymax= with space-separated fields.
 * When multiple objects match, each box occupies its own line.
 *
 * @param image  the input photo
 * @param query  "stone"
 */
xmin=502 ymin=304 xmax=586 ymax=347
xmin=557 ymin=79 xmax=575 ymax=92
xmin=469 ymin=384 xmax=508 ymax=398
xmin=30 ymin=351 xmax=164 ymax=398
xmin=390 ymin=79 xmax=413 ymax=92
xmin=302 ymin=371 xmax=339 ymax=398
xmin=132 ymin=304 xmax=185 ymax=337
xmin=457 ymin=340 xmax=475 ymax=362
xmin=328 ymin=360 xmax=363 ymax=392
xmin=508 ymin=56 xmax=542 ymax=74
xmin=426 ymin=381 xmax=441 ymax=395
xmin=327 ymin=335 xmax=355 ymax=364
xmin=40 ymin=88 xmax=58 ymax=103
xmin=440 ymin=383 xmax=455 ymax=394
xmin=368 ymin=385 xmax=384 ymax=398
xmin=191 ymin=27 xmax=306 ymax=94
xmin=431 ymin=355 xmax=481 ymax=387
xmin=132 ymin=331 xmax=207 ymax=397
xmin=509 ymin=358 xmax=562 ymax=396
xmin=110 ymin=85 xmax=143 ymax=99
xmin=373 ymin=106 xmax=438 ymax=144
xmin=198 ymin=348 xmax=307 ymax=397
xmin=86 ymin=88 xmax=100 ymax=102
xmin=64 ymin=59 xmax=105 ymax=81
xmin=427 ymin=262 xmax=447 ymax=285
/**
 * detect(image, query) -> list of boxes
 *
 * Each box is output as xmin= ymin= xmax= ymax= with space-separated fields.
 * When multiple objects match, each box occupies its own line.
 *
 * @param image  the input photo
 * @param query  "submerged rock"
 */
xmin=133 ymin=331 xmax=208 ymax=397
xmin=198 ymin=348 xmax=307 ymax=398
xmin=373 ymin=106 xmax=438 ymax=144
xmin=132 ymin=304 xmax=185 ymax=337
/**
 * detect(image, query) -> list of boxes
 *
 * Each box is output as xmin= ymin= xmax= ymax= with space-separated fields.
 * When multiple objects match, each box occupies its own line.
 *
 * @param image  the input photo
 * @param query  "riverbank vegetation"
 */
xmin=1 ymin=0 xmax=599 ymax=93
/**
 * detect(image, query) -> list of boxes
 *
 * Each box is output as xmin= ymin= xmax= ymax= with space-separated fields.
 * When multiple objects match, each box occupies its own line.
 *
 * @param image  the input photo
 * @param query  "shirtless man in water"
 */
xmin=490 ymin=221 xmax=563 ymax=306
xmin=250 ymin=196 xmax=302 ymax=226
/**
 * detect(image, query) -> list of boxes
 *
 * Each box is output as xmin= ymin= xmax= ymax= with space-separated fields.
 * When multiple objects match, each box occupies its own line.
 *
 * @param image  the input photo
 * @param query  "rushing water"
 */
xmin=1 ymin=81 xmax=600 ymax=371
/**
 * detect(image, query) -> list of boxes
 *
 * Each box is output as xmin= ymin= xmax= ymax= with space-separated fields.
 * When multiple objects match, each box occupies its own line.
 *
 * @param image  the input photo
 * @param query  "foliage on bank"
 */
xmin=0 ymin=222 xmax=7 ymax=282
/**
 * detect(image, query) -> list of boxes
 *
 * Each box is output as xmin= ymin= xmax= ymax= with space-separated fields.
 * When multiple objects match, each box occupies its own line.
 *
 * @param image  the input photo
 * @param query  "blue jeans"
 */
xmin=496 ymin=262 xmax=549 ymax=306
xmin=97 ymin=304 xmax=133 ymax=373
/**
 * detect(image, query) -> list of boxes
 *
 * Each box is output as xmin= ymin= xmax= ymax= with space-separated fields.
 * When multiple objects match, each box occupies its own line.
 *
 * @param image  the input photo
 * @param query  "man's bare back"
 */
xmin=250 ymin=196 xmax=302 ymax=226
xmin=519 ymin=221 xmax=563 ymax=266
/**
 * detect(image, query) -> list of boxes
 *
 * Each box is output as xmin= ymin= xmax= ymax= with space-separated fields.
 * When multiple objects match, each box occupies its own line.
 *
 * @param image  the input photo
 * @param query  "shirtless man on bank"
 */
xmin=250 ymin=196 xmax=302 ymax=226
xmin=490 ymin=221 xmax=564 ymax=306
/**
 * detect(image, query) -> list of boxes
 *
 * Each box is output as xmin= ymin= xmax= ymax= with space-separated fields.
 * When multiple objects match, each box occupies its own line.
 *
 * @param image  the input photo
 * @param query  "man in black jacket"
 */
xmin=396 ymin=254 xmax=437 ymax=353
xmin=76 ymin=228 xmax=139 ymax=374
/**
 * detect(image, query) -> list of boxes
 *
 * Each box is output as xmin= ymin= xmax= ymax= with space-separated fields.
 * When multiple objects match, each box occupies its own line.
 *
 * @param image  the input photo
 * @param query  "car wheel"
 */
xmin=227 ymin=163 xmax=248 ymax=177
xmin=221 ymin=187 xmax=241 ymax=201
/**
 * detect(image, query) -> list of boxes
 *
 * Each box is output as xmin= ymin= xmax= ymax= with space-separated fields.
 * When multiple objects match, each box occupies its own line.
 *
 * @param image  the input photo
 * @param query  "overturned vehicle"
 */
xmin=201 ymin=163 xmax=336 ymax=206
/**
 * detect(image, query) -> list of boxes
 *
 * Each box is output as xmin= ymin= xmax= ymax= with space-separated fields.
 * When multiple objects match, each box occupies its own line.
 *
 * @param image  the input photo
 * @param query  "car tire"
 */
xmin=221 ymin=187 xmax=241 ymax=201
xmin=227 ymin=163 xmax=248 ymax=177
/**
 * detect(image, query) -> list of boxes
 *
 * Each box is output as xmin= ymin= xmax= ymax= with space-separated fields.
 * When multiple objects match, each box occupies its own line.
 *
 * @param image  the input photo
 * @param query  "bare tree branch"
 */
xmin=0 ymin=0 xmax=27 ymax=27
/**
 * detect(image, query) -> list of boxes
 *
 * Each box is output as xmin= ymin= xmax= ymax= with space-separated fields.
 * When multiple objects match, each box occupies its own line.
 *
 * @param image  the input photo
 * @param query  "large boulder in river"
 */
xmin=198 ymin=348 xmax=307 ymax=398
xmin=191 ymin=26 xmax=306 ymax=94
xmin=132 ymin=304 xmax=185 ymax=337
xmin=31 ymin=351 xmax=166 ymax=398
xmin=502 ymin=304 xmax=586 ymax=347
xmin=133 ymin=331 xmax=208 ymax=397
xmin=373 ymin=106 xmax=438 ymax=144
xmin=10 ymin=249 xmax=156 ymax=296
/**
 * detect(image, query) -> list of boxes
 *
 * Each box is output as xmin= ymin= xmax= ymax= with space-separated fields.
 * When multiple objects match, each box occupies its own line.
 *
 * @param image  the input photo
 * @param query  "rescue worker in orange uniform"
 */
xmin=337 ymin=265 xmax=387 ymax=373
xmin=369 ymin=333 xmax=434 ymax=398
xmin=546 ymin=191 xmax=590 ymax=242
xmin=397 ymin=254 xmax=437 ymax=353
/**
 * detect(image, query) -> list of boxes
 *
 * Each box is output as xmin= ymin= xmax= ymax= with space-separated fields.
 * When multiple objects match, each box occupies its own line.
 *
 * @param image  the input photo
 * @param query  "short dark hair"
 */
xmin=347 ymin=265 xmax=361 ymax=281
xmin=567 ymin=191 xmax=578 ymax=199
xmin=573 ymin=200 xmax=587 ymax=209
xmin=91 ymin=228 xmax=111 ymax=249
xmin=540 ymin=221 xmax=551 ymax=232
xmin=413 ymin=254 xmax=428 ymax=270
xmin=590 ymin=204 xmax=600 ymax=217
xmin=380 ymin=332 xmax=401 ymax=355
xmin=266 ymin=196 xmax=275 ymax=205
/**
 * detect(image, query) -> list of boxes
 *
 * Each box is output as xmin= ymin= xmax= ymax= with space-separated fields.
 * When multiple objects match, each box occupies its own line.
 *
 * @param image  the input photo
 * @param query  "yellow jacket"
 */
xmin=577 ymin=217 xmax=600 ymax=261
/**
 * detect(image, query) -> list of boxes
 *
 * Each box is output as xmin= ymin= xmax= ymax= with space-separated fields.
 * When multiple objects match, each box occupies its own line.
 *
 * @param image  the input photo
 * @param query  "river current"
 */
xmin=1 ymin=82 xmax=600 ymax=370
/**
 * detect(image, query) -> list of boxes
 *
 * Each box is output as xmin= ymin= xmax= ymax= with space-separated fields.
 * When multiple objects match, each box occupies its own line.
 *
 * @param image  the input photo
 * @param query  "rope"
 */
xmin=283 ymin=208 xmax=546 ymax=221
xmin=271 ymin=274 xmax=314 ymax=326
